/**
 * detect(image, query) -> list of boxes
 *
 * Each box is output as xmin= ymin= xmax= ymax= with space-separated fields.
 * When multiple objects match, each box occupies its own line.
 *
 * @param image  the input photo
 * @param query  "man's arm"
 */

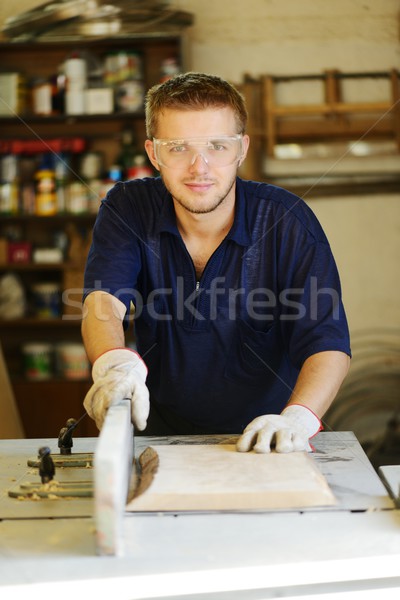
xmin=81 ymin=291 xmax=127 ymax=363
xmin=237 ymin=350 xmax=350 ymax=453
xmin=286 ymin=350 xmax=350 ymax=417
xmin=81 ymin=291 xmax=149 ymax=430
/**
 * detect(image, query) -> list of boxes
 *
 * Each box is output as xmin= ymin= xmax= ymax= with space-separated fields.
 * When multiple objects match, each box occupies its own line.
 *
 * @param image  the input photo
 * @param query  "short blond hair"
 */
xmin=145 ymin=72 xmax=248 ymax=138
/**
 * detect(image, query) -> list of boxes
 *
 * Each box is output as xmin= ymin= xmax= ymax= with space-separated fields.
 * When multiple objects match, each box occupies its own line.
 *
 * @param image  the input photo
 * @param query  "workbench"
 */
xmin=1 ymin=432 xmax=399 ymax=599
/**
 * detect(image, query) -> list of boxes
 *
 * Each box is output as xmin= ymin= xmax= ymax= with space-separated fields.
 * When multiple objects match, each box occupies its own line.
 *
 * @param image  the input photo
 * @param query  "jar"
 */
xmin=35 ymin=169 xmax=57 ymax=215
xmin=31 ymin=282 xmax=61 ymax=318
xmin=64 ymin=57 xmax=87 ymax=87
xmin=56 ymin=343 xmax=89 ymax=380
xmin=116 ymin=80 xmax=144 ymax=112
xmin=67 ymin=181 xmax=88 ymax=214
xmin=22 ymin=343 xmax=53 ymax=380
xmin=104 ymin=51 xmax=142 ymax=85
xmin=65 ymin=89 xmax=85 ymax=115
xmin=0 ymin=181 xmax=19 ymax=215
xmin=80 ymin=152 xmax=103 ymax=179
xmin=32 ymin=80 xmax=53 ymax=115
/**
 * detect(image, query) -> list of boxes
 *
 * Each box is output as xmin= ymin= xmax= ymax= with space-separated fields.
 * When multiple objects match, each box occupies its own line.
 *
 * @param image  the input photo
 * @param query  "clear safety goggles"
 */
xmin=153 ymin=135 xmax=243 ymax=169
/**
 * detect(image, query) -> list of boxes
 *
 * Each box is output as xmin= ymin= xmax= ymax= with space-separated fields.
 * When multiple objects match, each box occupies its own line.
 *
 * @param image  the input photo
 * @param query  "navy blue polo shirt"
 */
xmin=84 ymin=177 xmax=351 ymax=433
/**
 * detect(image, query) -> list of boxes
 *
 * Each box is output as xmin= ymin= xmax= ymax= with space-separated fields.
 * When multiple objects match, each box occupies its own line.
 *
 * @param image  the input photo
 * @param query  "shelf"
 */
xmin=261 ymin=69 xmax=400 ymax=156
xmin=0 ymin=262 xmax=85 ymax=271
xmin=0 ymin=318 xmax=82 ymax=328
xmin=0 ymin=214 xmax=95 ymax=222
xmin=0 ymin=110 xmax=145 ymax=126
xmin=12 ymin=376 xmax=90 ymax=384
xmin=0 ymin=34 xmax=183 ymax=50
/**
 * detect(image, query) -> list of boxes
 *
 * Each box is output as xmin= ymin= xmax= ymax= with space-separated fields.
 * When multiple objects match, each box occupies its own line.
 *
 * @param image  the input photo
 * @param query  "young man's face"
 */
xmin=145 ymin=107 xmax=249 ymax=216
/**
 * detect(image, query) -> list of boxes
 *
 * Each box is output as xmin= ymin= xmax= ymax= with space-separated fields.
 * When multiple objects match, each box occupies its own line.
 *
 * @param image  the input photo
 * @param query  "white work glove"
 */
xmin=236 ymin=404 xmax=322 ymax=454
xmin=83 ymin=348 xmax=150 ymax=431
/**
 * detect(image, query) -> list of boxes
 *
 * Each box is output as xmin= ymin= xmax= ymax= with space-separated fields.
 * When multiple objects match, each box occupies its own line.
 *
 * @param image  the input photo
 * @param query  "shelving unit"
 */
xmin=0 ymin=32 xmax=189 ymax=437
xmin=237 ymin=69 xmax=400 ymax=195
xmin=0 ymin=34 xmax=188 ymax=166
xmin=262 ymin=69 xmax=400 ymax=156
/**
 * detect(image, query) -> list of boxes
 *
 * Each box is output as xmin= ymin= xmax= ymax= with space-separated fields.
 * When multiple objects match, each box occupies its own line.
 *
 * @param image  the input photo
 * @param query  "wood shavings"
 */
xmin=131 ymin=446 xmax=159 ymax=501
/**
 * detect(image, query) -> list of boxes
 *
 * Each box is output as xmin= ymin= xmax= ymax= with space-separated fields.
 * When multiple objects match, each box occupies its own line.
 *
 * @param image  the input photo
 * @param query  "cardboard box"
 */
xmin=84 ymin=88 xmax=114 ymax=115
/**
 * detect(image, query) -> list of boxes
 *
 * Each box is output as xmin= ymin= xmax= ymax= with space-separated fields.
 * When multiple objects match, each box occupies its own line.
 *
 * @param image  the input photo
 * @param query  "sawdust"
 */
xmin=42 ymin=480 xmax=60 ymax=491
xmin=131 ymin=447 xmax=159 ymax=499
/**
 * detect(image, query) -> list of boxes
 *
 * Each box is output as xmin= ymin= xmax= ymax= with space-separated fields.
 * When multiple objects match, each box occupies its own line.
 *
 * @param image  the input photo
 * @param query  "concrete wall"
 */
xmin=174 ymin=0 xmax=400 ymax=80
xmin=1 ymin=0 xmax=399 ymax=338
xmin=308 ymin=193 xmax=400 ymax=334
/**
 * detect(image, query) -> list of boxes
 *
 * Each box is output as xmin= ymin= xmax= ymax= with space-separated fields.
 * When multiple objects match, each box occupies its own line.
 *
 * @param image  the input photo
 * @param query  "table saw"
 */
xmin=1 ymin=402 xmax=399 ymax=599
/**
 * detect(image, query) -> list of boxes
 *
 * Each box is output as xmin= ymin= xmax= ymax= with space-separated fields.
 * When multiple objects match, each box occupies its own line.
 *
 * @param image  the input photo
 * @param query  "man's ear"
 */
xmin=144 ymin=139 xmax=161 ymax=171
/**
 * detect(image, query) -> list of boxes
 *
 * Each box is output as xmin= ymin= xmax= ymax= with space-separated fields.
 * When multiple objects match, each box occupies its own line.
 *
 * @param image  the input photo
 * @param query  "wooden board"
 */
xmin=94 ymin=400 xmax=134 ymax=556
xmin=126 ymin=444 xmax=336 ymax=512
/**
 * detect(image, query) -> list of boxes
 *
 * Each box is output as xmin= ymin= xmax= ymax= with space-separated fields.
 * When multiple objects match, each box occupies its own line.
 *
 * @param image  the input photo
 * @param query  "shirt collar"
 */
xmin=156 ymin=185 xmax=180 ymax=237
xmin=156 ymin=177 xmax=251 ymax=247
xmin=226 ymin=177 xmax=251 ymax=246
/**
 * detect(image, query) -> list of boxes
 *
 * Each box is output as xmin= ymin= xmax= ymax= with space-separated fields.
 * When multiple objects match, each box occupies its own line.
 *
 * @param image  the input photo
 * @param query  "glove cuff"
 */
xmin=281 ymin=404 xmax=322 ymax=438
xmin=92 ymin=348 xmax=147 ymax=382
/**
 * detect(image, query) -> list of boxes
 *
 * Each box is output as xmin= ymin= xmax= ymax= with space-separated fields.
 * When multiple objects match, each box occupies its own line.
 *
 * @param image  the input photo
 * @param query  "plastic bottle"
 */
xmin=117 ymin=129 xmax=138 ymax=178
xmin=0 ymin=155 xmax=20 ymax=215
xmin=126 ymin=155 xmax=153 ymax=179
xmin=67 ymin=180 xmax=88 ymax=214
xmin=86 ymin=178 xmax=103 ymax=214
xmin=101 ymin=164 xmax=122 ymax=198
xmin=54 ymin=153 xmax=70 ymax=213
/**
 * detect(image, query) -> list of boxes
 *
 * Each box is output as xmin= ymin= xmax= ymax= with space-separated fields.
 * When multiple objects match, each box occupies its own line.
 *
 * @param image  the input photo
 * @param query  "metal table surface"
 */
xmin=0 ymin=432 xmax=399 ymax=599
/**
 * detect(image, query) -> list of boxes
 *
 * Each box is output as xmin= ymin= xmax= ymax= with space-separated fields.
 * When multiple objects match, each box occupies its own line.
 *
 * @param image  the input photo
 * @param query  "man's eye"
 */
xmin=210 ymin=143 xmax=228 ymax=151
xmin=169 ymin=145 xmax=188 ymax=153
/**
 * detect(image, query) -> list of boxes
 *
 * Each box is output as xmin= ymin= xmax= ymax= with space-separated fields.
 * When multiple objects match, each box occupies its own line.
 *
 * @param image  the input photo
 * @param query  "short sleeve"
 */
xmin=83 ymin=183 xmax=142 ymax=315
xmin=279 ymin=237 xmax=351 ymax=367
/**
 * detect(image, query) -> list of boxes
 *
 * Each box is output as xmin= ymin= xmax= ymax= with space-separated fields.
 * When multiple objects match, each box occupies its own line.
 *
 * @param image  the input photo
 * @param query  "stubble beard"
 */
xmin=162 ymin=172 xmax=237 ymax=215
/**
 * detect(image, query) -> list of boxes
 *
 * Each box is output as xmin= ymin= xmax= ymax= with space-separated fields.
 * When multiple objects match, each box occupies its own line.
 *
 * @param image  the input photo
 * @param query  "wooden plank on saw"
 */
xmin=126 ymin=444 xmax=336 ymax=513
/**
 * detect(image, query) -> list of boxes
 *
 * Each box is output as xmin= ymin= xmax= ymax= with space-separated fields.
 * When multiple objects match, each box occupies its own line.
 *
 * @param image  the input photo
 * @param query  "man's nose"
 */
xmin=189 ymin=152 xmax=209 ymax=171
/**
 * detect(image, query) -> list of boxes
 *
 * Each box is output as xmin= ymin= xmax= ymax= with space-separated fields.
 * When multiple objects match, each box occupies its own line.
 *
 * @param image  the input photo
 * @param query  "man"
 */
xmin=82 ymin=72 xmax=351 ymax=453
